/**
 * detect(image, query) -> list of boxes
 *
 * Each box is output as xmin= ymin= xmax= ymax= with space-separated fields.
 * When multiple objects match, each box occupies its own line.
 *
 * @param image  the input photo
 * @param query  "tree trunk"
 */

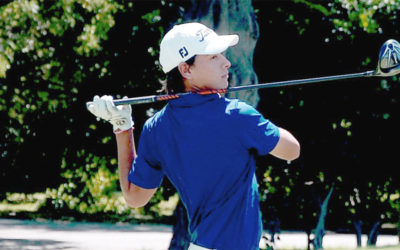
xmin=312 ymin=184 xmax=334 ymax=250
xmin=169 ymin=1 xmax=260 ymax=249
xmin=353 ymin=219 xmax=362 ymax=247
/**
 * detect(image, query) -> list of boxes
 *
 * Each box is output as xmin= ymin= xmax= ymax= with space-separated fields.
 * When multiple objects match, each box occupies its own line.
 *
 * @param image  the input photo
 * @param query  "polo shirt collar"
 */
xmin=169 ymin=93 xmax=221 ymax=107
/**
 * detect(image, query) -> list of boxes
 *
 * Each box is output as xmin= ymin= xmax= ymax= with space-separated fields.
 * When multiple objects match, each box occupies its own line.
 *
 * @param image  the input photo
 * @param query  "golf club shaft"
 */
xmin=86 ymin=70 xmax=376 ymax=107
xmin=230 ymin=70 xmax=376 ymax=91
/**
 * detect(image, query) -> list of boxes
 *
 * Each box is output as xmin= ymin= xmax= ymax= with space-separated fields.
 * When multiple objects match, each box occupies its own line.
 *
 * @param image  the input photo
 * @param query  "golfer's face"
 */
xmin=189 ymin=53 xmax=231 ymax=90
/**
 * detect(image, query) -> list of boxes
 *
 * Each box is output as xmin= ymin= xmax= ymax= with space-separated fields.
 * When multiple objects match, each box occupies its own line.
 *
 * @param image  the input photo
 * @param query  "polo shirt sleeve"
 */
xmin=128 ymin=123 xmax=164 ymax=189
xmin=236 ymin=101 xmax=280 ymax=156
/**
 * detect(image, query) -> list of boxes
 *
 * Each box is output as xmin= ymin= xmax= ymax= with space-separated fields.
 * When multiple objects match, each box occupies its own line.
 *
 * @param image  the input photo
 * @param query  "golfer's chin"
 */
xmin=215 ymin=80 xmax=229 ymax=90
xmin=200 ymin=80 xmax=229 ymax=91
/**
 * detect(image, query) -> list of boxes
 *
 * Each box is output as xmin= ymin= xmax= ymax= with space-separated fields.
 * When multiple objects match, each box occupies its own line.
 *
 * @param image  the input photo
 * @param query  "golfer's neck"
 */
xmin=183 ymin=79 xmax=202 ymax=92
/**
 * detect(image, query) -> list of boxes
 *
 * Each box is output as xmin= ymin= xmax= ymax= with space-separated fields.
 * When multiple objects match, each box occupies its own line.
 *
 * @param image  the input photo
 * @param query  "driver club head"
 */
xmin=376 ymin=39 xmax=400 ymax=76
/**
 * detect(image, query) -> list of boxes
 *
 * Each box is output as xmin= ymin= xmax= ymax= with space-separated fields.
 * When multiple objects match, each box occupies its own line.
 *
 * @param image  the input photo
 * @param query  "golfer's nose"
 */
xmin=222 ymin=54 xmax=231 ymax=69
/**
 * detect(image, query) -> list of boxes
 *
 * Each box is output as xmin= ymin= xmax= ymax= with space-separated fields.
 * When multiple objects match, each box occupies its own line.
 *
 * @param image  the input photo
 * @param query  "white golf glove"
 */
xmin=87 ymin=95 xmax=134 ymax=133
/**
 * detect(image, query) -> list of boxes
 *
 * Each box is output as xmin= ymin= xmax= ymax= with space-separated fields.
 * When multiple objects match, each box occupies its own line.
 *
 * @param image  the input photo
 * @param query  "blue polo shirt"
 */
xmin=129 ymin=93 xmax=280 ymax=250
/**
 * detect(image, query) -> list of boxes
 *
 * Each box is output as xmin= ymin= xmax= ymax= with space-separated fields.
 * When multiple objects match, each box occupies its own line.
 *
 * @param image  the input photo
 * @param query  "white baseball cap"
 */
xmin=159 ymin=22 xmax=239 ymax=73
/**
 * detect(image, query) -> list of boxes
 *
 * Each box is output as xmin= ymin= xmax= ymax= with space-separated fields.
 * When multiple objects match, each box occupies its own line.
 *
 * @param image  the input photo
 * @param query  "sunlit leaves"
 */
xmin=295 ymin=0 xmax=400 ymax=40
xmin=0 ymin=54 xmax=10 ymax=77
xmin=0 ymin=0 xmax=123 ymax=149
xmin=142 ymin=9 xmax=161 ymax=24
xmin=0 ymin=0 xmax=121 ymax=78
xmin=0 ymin=0 xmax=45 ymax=76
xmin=338 ymin=0 xmax=400 ymax=32
xmin=0 ymin=0 xmax=172 ymax=220
xmin=75 ymin=0 xmax=119 ymax=56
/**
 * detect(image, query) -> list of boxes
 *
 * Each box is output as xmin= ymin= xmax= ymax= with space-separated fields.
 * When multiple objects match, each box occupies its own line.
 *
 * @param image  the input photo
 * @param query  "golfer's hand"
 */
xmin=87 ymin=95 xmax=134 ymax=133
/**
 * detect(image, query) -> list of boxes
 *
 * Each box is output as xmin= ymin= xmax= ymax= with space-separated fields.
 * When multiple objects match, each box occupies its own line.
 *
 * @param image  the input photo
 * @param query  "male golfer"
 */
xmin=88 ymin=22 xmax=300 ymax=250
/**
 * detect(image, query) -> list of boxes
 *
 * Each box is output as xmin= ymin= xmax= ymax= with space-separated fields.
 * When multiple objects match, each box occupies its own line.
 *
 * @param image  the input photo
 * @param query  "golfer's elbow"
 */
xmin=271 ymin=139 xmax=300 ymax=161
xmin=124 ymin=184 xmax=157 ymax=208
xmin=125 ymin=198 xmax=147 ymax=208
xmin=270 ymin=128 xmax=301 ymax=161
xmin=287 ymin=141 xmax=300 ymax=161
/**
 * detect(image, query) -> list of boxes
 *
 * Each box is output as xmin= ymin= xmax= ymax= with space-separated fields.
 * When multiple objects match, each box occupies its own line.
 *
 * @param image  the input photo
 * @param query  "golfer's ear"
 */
xmin=178 ymin=62 xmax=192 ymax=79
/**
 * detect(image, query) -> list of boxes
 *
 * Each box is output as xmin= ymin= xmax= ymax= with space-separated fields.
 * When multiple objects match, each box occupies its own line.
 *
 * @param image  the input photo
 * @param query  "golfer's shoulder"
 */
xmin=225 ymin=98 xmax=259 ymax=116
xmin=142 ymin=106 xmax=167 ymax=131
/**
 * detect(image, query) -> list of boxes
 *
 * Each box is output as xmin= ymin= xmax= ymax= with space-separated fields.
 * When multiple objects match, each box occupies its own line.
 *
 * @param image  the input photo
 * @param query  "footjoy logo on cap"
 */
xmin=179 ymin=46 xmax=189 ymax=58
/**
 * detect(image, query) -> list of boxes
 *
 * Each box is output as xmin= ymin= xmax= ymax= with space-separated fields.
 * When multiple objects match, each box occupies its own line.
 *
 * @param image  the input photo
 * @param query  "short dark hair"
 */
xmin=159 ymin=56 xmax=196 ymax=94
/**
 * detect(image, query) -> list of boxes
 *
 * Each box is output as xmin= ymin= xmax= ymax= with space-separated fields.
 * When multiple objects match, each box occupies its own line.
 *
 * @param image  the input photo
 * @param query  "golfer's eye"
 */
xmin=211 ymin=55 xmax=218 ymax=60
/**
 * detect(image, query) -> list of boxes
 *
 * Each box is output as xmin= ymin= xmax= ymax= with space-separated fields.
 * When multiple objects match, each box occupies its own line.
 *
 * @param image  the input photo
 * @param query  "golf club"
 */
xmin=86 ymin=39 xmax=400 ymax=108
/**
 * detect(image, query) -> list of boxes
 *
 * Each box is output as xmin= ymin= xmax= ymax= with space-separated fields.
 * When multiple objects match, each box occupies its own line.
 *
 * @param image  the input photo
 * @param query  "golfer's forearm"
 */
xmin=115 ymin=128 xmax=136 ymax=196
xmin=115 ymin=128 xmax=158 ymax=208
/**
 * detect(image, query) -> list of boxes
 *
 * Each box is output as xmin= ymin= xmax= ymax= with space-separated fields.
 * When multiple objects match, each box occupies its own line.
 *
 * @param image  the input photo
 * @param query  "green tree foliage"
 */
xmin=0 ymin=0 xmax=177 ymax=219
xmin=0 ymin=0 xmax=121 ymax=188
xmin=254 ymin=0 xmax=400 ymax=242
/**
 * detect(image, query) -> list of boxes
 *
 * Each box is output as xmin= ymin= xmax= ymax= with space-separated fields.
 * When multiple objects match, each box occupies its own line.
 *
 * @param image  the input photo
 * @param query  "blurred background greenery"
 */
xmin=0 ymin=0 xmax=399 ymax=249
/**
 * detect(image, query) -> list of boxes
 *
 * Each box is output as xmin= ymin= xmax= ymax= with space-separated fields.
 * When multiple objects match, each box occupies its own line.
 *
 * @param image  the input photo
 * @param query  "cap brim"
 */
xmin=201 ymin=34 xmax=239 ymax=55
